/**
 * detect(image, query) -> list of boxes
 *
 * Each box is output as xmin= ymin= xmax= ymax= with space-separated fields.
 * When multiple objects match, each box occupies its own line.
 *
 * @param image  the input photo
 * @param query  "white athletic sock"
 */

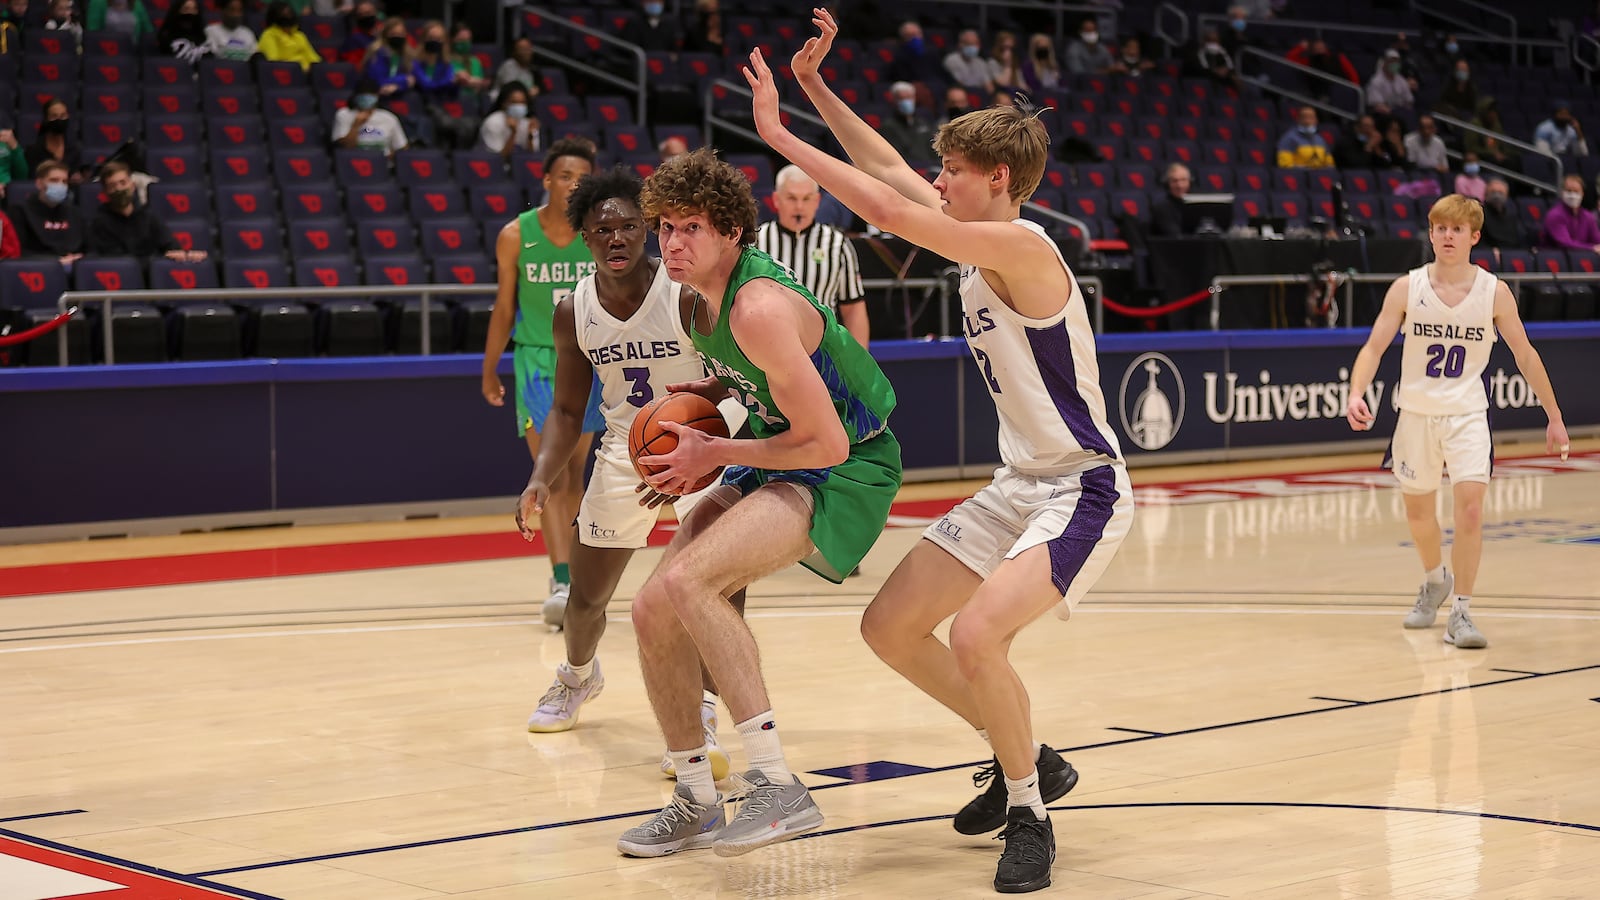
xmin=566 ymin=658 xmax=596 ymax=682
xmin=1426 ymin=565 xmax=1448 ymax=585
xmin=976 ymin=728 xmax=991 ymax=747
xmin=1452 ymin=594 xmax=1470 ymax=614
xmin=1004 ymin=769 xmax=1047 ymax=820
xmin=702 ymin=689 xmax=719 ymax=707
xmin=669 ymin=745 xmax=719 ymax=804
xmin=735 ymin=711 xmax=792 ymax=781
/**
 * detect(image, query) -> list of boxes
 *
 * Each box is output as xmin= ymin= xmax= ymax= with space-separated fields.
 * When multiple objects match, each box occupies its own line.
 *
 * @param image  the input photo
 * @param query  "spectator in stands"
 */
xmin=887 ymin=20 xmax=940 ymax=87
xmin=1286 ymin=39 xmax=1360 ymax=100
xmin=0 ymin=208 xmax=18 ymax=260
xmin=1436 ymin=59 xmax=1479 ymax=119
xmin=1149 ymin=163 xmax=1192 ymax=238
xmin=86 ymin=0 xmax=153 ymax=39
xmin=156 ymin=0 xmax=207 ymax=62
xmin=1221 ymin=6 xmax=1251 ymax=56
xmin=448 ymin=22 xmax=490 ymax=106
xmin=1063 ymin=18 xmax=1111 ymax=75
xmin=1366 ymin=50 xmax=1414 ymax=116
xmin=0 ymin=0 xmax=23 ymax=55
xmin=1334 ymin=114 xmax=1401 ymax=170
xmin=682 ymin=0 xmax=723 ymax=55
xmin=1541 ymin=174 xmax=1600 ymax=253
xmin=1433 ymin=33 xmax=1465 ymax=69
xmin=1454 ymin=151 xmax=1486 ymax=201
xmin=881 ymin=81 xmax=937 ymax=165
xmin=1405 ymin=115 xmax=1449 ymax=174
xmin=415 ymin=20 xmax=478 ymax=150
xmin=1478 ymin=179 xmax=1524 ymax=250
xmin=24 ymin=99 xmax=84 ymax=186
xmin=494 ymin=37 xmax=538 ymax=103
xmin=1387 ymin=35 xmax=1423 ymax=92
xmin=0 ymin=129 xmax=25 ymax=201
xmin=365 ymin=18 xmax=415 ymax=96
xmin=1109 ymin=36 xmax=1156 ymax=78
xmin=987 ymin=31 xmax=1019 ymax=91
xmin=332 ymin=76 xmax=407 ymax=156
xmin=1021 ymin=33 xmax=1061 ymax=92
xmin=88 ymin=162 xmax=205 ymax=261
xmin=480 ymin=82 xmax=539 ymax=158
xmin=1464 ymin=96 xmax=1518 ymax=172
xmin=1188 ymin=28 xmax=1239 ymax=90
xmin=939 ymin=85 xmax=972 ymax=127
xmin=259 ymin=2 xmax=321 ymax=71
xmin=44 ymin=0 xmax=82 ymax=37
xmin=658 ymin=135 xmax=688 ymax=163
xmin=205 ymin=0 xmax=257 ymax=62
xmin=1534 ymin=105 xmax=1589 ymax=158
xmin=12 ymin=162 xmax=85 ymax=263
xmin=1383 ymin=119 xmax=1409 ymax=167
xmin=1277 ymin=106 xmax=1334 ymax=169
xmin=339 ymin=1 xmax=381 ymax=64
xmin=944 ymin=29 xmax=992 ymax=95
xmin=620 ymin=0 xmax=683 ymax=53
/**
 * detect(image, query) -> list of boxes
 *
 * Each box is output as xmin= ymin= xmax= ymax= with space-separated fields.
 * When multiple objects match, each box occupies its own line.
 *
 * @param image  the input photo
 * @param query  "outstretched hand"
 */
xmin=743 ymin=48 xmax=784 ymax=140
xmin=1548 ymin=419 xmax=1570 ymax=462
xmin=790 ymin=7 xmax=839 ymax=84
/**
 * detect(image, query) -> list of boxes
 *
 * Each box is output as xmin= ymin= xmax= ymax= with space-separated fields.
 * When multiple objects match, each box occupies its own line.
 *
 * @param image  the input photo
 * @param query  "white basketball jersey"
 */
xmin=958 ymin=219 xmax=1122 ymax=476
xmin=1397 ymin=264 xmax=1497 ymax=416
xmin=572 ymin=262 xmax=707 ymax=460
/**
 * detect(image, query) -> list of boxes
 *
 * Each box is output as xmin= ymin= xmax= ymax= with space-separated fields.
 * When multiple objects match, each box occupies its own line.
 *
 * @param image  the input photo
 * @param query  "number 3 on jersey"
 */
xmin=1424 ymin=343 xmax=1465 ymax=378
xmin=622 ymin=366 xmax=654 ymax=408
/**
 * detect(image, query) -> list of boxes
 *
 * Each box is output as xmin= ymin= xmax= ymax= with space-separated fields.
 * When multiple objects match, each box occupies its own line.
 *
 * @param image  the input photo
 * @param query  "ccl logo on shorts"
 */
xmin=1118 ymin=352 xmax=1186 ymax=452
xmin=587 ymin=522 xmax=618 ymax=539
xmin=934 ymin=518 xmax=963 ymax=542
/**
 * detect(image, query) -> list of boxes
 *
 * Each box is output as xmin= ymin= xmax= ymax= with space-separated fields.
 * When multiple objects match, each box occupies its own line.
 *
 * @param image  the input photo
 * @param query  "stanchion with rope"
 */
xmin=1099 ymin=287 xmax=1215 ymax=319
xmin=0 ymin=307 xmax=78 ymax=365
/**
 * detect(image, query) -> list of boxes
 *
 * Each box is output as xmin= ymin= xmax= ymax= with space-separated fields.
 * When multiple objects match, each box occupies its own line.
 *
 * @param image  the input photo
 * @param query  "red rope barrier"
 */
xmin=1099 ymin=288 xmax=1213 ymax=318
xmin=0 ymin=308 xmax=77 ymax=347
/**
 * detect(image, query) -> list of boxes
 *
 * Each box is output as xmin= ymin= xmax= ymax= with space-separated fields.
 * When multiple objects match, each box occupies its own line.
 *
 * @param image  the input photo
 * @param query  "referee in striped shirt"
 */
xmin=756 ymin=165 xmax=870 ymax=346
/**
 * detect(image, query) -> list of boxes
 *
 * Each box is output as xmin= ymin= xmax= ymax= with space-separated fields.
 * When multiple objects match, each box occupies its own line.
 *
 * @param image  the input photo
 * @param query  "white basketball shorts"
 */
xmin=1386 ymin=410 xmax=1493 ymax=494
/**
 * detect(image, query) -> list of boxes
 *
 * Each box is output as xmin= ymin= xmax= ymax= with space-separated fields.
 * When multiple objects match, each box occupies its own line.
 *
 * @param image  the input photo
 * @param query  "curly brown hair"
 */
xmin=639 ymin=147 xmax=758 ymax=246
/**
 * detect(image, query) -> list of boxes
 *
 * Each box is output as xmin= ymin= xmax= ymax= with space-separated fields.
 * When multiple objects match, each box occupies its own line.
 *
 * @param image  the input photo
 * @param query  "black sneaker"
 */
xmin=993 ymin=807 xmax=1055 ymax=893
xmin=953 ymin=744 xmax=1078 ymax=835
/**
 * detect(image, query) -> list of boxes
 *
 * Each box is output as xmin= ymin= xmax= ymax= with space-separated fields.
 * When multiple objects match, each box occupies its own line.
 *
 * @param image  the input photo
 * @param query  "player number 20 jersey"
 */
xmin=1397 ymin=264 xmax=1497 ymax=416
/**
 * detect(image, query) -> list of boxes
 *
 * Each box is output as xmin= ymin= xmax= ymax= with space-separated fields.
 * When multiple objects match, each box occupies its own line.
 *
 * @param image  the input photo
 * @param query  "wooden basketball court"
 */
xmin=3 ymin=439 xmax=1599 ymax=899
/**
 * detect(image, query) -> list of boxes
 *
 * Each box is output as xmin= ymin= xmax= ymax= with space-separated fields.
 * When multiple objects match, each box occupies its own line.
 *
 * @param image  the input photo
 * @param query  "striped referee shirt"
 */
xmin=755 ymin=221 xmax=864 ymax=313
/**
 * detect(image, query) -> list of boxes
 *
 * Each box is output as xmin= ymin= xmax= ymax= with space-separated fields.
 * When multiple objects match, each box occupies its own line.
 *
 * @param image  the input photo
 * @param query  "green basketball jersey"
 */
xmin=693 ymin=247 xmax=896 ymax=443
xmin=512 ymin=209 xmax=596 ymax=348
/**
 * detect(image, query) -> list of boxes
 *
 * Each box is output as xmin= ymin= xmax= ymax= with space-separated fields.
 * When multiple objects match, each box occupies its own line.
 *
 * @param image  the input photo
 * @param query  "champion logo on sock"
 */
xmin=689 ymin=755 xmax=707 ymax=764
xmin=761 ymin=721 xmax=776 ymax=730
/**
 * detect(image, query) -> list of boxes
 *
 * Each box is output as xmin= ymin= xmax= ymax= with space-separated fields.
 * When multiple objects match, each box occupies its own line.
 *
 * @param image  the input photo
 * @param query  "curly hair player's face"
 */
xmin=658 ymin=212 xmax=739 ymax=288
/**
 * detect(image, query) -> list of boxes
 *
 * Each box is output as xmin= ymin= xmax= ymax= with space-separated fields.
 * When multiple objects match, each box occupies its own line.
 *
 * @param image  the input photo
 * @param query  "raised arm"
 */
xmin=517 ymin=297 xmax=597 ymax=536
xmin=1346 ymin=276 xmax=1407 ymax=430
xmin=790 ymin=8 xmax=940 ymax=208
xmin=1491 ymin=281 xmax=1569 ymax=457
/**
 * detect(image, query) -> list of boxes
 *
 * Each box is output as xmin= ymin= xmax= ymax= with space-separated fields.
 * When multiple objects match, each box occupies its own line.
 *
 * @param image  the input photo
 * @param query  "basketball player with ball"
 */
xmin=1345 ymin=193 xmax=1569 ymax=650
xmin=615 ymin=148 xmax=901 ymax=859
xmin=517 ymin=167 xmax=744 ymax=787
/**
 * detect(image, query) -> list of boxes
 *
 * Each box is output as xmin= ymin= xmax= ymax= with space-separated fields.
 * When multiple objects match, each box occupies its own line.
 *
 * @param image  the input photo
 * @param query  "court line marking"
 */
xmin=184 ymin=661 xmax=1600 ymax=877
xmin=0 ymin=810 xmax=85 ymax=825
xmin=8 ymin=605 xmax=1600 ymax=655
xmin=0 ymin=826 xmax=279 ymax=900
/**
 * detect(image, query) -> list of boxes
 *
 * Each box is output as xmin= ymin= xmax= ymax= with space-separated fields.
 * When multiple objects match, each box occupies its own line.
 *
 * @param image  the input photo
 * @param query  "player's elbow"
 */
xmin=811 ymin=426 xmax=850 ymax=468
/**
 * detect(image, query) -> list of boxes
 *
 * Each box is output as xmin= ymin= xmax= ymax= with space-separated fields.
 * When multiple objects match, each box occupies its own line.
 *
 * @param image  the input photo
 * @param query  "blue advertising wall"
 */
xmin=3 ymin=324 xmax=1596 ymax=531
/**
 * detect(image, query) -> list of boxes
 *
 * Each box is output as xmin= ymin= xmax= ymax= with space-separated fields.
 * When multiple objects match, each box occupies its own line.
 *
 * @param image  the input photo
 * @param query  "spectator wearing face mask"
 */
xmin=205 ymin=0 xmax=258 ymax=62
xmin=414 ymin=20 xmax=479 ymax=150
xmin=332 ymin=77 xmax=408 ymax=157
xmin=86 ymin=0 xmax=154 ymax=39
xmin=880 ymin=81 xmax=937 ymax=164
xmin=1108 ymin=36 xmax=1156 ymax=78
xmin=12 ymin=161 xmax=86 ymax=264
xmin=1404 ymin=115 xmax=1449 ymax=174
xmin=365 ymin=19 xmax=417 ymax=96
xmin=1187 ymin=28 xmax=1239 ymax=89
xmin=1366 ymin=50 xmax=1414 ymax=116
xmin=156 ymin=0 xmax=207 ymax=62
xmin=1276 ymin=105 xmax=1334 ymax=169
xmin=1436 ymin=59 xmax=1479 ymax=119
xmin=25 ymin=99 xmax=84 ymax=186
xmin=88 ymin=161 xmax=205 ymax=261
xmin=341 ymin=1 xmax=382 ymax=65
xmin=1021 ymin=34 xmax=1061 ymax=92
xmin=480 ymin=82 xmax=540 ymax=157
xmin=987 ymin=31 xmax=1019 ymax=90
xmin=1063 ymin=18 xmax=1111 ymax=75
xmin=1221 ymin=5 xmax=1251 ymax=56
xmin=1478 ymin=178 xmax=1524 ymax=249
xmin=1542 ymin=175 xmax=1600 ymax=253
xmin=944 ymin=29 xmax=993 ymax=94
xmin=1453 ymin=152 xmax=1487 ymax=201
xmin=259 ymin=1 xmax=321 ymax=71
xmin=938 ymin=86 xmax=972 ymax=127
xmin=620 ymin=0 xmax=683 ymax=53
xmin=888 ymin=20 xmax=941 ymax=87
xmin=1534 ymin=106 xmax=1589 ymax=158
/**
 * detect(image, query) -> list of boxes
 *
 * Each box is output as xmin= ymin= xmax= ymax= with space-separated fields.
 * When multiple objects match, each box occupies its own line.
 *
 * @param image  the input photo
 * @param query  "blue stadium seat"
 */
xmin=165 ymin=218 xmax=214 ymax=255
xmin=214 ymin=182 xmax=279 ymax=222
xmin=210 ymin=116 xmax=268 ymax=148
xmin=355 ymin=220 xmax=415 ymax=258
xmin=454 ymin=150 xmax=508 ymax=185
xmin=469 ymin=184 xmax=525 ymax=220
xmin=219 ymin=219 xmax=282 ymax=259
xmin=74 ymin=257 xmax=163 ymax=363
xmin=274 ymin=149 xmax=334 ymax=185
xmin=334 ymin=148 xmax=393 ymax=185
xmin=287 ymin=219 xmax=348 ymax=259
xmin=347 ymin=185 xmax=404 ymax=220
xmin=394 ymin=148 xmax=451 ymax=185
xmin=149 ymin=182 xmax=207 ymax=220
xmin=211 ymin=147 xmax=271 ymax=184
xmin=407 ymin=186 xmax=467 ymax=219
xmin=282 ymin=185 xmax=342 ymax=221
xmin=419 ymin=218 xmax=480 ymax=257
xmin=0 ymin=259 xmax=68 ymax=311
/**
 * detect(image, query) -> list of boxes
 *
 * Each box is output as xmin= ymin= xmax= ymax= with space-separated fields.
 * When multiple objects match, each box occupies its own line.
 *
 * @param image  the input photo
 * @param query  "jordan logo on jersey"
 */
xmin=587 ymin=340 xmax=684 ymax=366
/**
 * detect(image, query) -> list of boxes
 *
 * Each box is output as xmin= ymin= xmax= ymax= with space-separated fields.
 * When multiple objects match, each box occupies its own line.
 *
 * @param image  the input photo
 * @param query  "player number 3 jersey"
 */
xmin=1398 ymin=265 xmax=1497 ymax=416
xmin=572 ymin=262 xmax=707 ymax=458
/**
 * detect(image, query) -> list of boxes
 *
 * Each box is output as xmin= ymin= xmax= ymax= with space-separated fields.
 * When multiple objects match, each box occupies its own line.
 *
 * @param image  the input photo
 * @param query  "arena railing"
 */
xmin=517 ymin=5 xmax=649 ymax=124
xmin=1429 ymin=110 xmax=1561 ymax=195
xmin=1237 ymin=46 xmax=1365 ymax=122
xmin=1208 ymin=270 xmax=1600 ymax=330
xmin=1153 ymin=3 xmax=1189 ymax=60
xmin=904 ymin=0 xmax=1118 ymax=52
xmin=1576 ymin=34 xmax=1600 ymax=83
xmin=53 ymin=284 xmax=495 ymax=366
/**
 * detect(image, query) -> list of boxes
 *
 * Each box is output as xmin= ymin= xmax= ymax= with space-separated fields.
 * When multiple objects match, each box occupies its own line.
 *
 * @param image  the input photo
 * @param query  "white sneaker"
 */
xmin=528 ymin=660 xmax=605 ymax=733
xmin=542 ymin=577 xmax=570 ymax=631
xmin=1444 ymin=608 xmax=1488 ymax=649
xmin=1403 ymin=571 xmax=1453 ymax=629
xmin=660 ymin=700 xmax=731 ymax=780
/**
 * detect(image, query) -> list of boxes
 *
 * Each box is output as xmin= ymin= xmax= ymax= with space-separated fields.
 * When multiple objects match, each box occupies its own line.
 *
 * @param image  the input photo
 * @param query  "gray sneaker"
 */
xmin=1403 ymin=571 xmax=1454 ymax=628
xmin=712 ymin=769 xmax=824 ymax=858
xmin=1445 ymin=608 xmax=1488 ymax=649
xmin=542 ymin=578 xmax=570 ymax=630
xmin=617 ymin=784 xmax=725 ymax=857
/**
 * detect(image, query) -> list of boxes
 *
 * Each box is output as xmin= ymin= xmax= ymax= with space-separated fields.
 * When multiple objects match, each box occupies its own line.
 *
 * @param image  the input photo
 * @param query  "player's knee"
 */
xmin=1455 ymin=498 xmax=1484 ymax=531
xmin=859 ymin=605 xmax=902 ymax=659
xmin=949 ymin=612 xmax=1000 ymax=680
xmin=631 ymin=580 xmax=674 ymax=634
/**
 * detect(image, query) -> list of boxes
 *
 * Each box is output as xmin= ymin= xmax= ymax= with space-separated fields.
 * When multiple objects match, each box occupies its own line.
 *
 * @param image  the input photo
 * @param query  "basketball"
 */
xmin=628 ymin=392 xmax=731 ymax=495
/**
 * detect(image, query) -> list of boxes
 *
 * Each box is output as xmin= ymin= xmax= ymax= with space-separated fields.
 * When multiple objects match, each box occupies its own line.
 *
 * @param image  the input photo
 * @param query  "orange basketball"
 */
xmin=628 ymin=392 xmax=731 ymax=495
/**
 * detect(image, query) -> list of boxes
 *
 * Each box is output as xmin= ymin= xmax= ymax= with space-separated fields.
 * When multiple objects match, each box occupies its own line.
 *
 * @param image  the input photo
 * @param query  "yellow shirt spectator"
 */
xmin=259 ymin=20 xmax=321 ymax=70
